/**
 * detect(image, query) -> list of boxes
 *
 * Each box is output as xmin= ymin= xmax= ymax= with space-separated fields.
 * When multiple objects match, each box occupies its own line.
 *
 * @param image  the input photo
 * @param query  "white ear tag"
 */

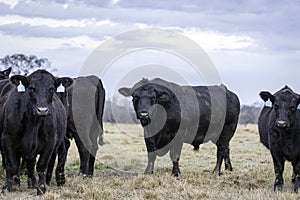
xmin=17 ymin=81 xmax=25 ymax=92
xmin=56 ymin=83 xmax=65 ymax=92
xmin=265 ymin=100 xmax=272 ymax=107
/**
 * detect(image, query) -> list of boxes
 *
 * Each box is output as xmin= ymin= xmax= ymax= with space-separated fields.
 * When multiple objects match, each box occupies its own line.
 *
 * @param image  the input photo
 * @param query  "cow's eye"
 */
xmin=274 ymin=105 xmax=279 ymax=110
xmin=49 ymin=87 xmax=55 ymax=93
xmin=133 ymin=96 xmax=139 ymax=101
xmin=290 ymin=106 xmax=296 ymax=111
xmin=159 ymin=93 xmax=168 ymax=99
xmin=28 ymin=87 xmax=35 ymax=93
xmin=150 ymin=97 xmax=155 ymax=103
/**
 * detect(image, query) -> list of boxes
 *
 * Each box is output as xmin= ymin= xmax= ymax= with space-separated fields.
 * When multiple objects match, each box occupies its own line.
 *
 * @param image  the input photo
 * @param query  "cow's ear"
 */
xmin=10 ymin=75 xmax=29 ymax=87
xmin=259 ymin=91 xmax=275 ymax=103
xmin=118 ymin=87 xmax=133 ymax=97
xmin=3 ymin=67 xmax=11 ymax=77
xmin=56 ymin=77 xmax=73 ymax=89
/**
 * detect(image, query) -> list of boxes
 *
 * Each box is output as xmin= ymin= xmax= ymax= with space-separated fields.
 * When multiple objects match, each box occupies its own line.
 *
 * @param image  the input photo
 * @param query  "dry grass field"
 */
xmin=0 ymin=123 xmax=299 ymax=199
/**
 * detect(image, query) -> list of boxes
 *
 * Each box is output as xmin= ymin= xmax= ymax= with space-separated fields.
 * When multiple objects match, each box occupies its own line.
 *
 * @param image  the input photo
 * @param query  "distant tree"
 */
xmin=239 ymin=103 xmax=262 ymax=126
xmin=103 ymin=98 xmax=139 ymax=124
xmin=0 ymin=54 xmax=56 ymax=75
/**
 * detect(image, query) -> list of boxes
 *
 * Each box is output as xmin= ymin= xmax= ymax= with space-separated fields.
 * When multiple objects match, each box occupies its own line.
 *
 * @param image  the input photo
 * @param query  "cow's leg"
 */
xmin=292 ymin=160 xmax=300 ymax=193
xmin=87 ymin=129 xmax=99 ymax=177
xmin=213 ymin=123 xmax=236 ymax=175
xmin=88 ymin=154 xmax=96 ymax=177
xmin=79 ymin=149 xmax=89 ymax=176
xmin=144 ymin=137 xmax=157 ymax=174
xmin=73 ymin=131 xmax=90 ymax=176
xmin=2 ymin=139 xmax=19 ymax=193
xmin=26 ymin=157 xmax=37 ymax=188
xmin=170 ymin=141 xmax=183 ymax=177
xmin=55 ymin=138 xmax=70 ymax=186
xmin=18 ymin=158 xmax=27 ymax=177
xmin=76 ymin=141 xmax=89 ymax=175
xmin=36 ymin=145 xmax=55 ymax=195
xmin=55 ymin=141 xmax=68 ymax=186
xmin=46 ymin=147 xmax=58 ymax=185
xmin=145 ymin=152 xmax=157 ymax=174
xmin=87 ymin=145 xmax=98 ymax=177
xmin=13 ymin=157 xmax=21 ymax=187
xmin=1 ymin=150 xmax=6 ymax=170
xmin=212 ymin=143 xmax=225 ymax=175
xmin=224 ymin=147 xmax=233 ymax=171
xmin=271 ymin=152 xmax=285 ymax=192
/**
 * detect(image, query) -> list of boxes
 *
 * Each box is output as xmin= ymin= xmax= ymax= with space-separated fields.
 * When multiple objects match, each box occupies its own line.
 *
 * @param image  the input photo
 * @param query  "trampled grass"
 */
xmin=0 ymin=123 xmax=299 ymax=199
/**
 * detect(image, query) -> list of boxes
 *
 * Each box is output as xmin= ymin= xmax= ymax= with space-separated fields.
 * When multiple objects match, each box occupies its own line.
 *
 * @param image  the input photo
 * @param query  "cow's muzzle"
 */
xmin=36 ymin=107 xmax=49 ymax=116
xmin=275 ymin=120 xmax=289 ymax=129
xmin=137 ymin=112 xmax=151 ymax=126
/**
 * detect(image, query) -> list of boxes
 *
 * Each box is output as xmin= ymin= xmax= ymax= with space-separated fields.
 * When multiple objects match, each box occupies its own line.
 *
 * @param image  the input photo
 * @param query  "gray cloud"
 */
xmin=0 ymin=0 xmax=298 ymax=52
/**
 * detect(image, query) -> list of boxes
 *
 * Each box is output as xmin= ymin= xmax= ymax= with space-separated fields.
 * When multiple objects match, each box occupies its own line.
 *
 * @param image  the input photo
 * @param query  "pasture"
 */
xmin=0 ymin=123 xmax=298 ymax=200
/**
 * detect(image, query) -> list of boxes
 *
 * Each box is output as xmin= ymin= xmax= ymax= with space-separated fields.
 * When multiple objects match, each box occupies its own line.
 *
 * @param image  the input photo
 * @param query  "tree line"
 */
xmin=104 ymin=99 xmax=263 ymax=125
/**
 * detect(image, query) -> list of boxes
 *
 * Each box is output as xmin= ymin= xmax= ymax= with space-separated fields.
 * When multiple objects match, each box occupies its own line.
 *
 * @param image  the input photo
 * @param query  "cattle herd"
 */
xmin=0 ymin=67 xmax=298 ymax=195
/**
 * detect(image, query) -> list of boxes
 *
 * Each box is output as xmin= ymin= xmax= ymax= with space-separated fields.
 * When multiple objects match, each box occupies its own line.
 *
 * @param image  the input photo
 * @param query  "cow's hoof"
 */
xmin=56 ymin=172 xmax=66 ymax=186
xmin=27 ymin=177 xmax=36 ymax=189
xmin=78 ymin=173 xmax=88 ymax=178
xmin=293 ymin=181 xmax=300 ymax=193
xmin=37 ymin=186 xmax=46 ymax=195
xmin=56 ymin=179 xmax=65 ymax=186
xmin=13 ymin=176 xmax=20 ymax=187
xmin=2 ymin=184 xmax=12 ymax=193
xmin=144 ymin=170 xmax=154 ymax=175
xmin=225 ymin=163 xmax=233 ymax=171
xmin=171 ymin=172 xmax=180 ymax=179
xmin=172 ymin=169 xmax=181 ymax=177
xmin=274 ymin=184 xmax=282 ymax=192
xmin=56 ymin=177 xmax=66 ymax=186
xmin=193 ymin=146 xmax=199 ymax=151
xmin=211 ymin=169 xmax=222 ymax=176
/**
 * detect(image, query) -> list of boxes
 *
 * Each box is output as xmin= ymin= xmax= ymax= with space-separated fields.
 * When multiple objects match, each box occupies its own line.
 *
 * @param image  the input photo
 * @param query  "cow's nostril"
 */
xmin=138 ymin=112 xmax=149 ymax=119
xmin=36 ymin=107 xmax=49 ymax=116
xmin=276 ymin=120 xmax=288 ymax=128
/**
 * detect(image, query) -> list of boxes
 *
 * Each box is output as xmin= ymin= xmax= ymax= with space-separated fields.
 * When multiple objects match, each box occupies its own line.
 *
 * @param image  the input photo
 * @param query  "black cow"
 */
xmin=55 ymin=75 xmax=105 ymax=177
xmin=0 ymin=67 xmax=12 ymax=97
xmin=258 ymin=86 xmax=300 ymax=192
xmin=0 ymin=70 xmax=72 ymax=195
xmin=0 ymin=67 xmax=12 ymax=167
xmin=0 ymin=67 xmax=11 ymax=80
xmin=119 ymin=78 xmax=240 ymax=176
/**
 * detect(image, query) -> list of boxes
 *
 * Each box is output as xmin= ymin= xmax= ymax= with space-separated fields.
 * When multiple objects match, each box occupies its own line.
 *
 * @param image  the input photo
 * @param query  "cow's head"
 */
xmin=0 ymin=67 xmax=12 ymax=80
xmin=119 ymin=82 xmax=174 ymax=126
xmin=260 ymin=86 xmax=300 ymax=129
xmin=10 ymin=70 xmax=73 ymax=116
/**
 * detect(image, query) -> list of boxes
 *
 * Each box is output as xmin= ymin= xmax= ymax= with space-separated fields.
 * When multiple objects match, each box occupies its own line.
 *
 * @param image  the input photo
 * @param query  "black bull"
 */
xmin=119 ymin=78 xmax=240 ymax=176
xmin=258 ymin=86 xmax=300 ymax=192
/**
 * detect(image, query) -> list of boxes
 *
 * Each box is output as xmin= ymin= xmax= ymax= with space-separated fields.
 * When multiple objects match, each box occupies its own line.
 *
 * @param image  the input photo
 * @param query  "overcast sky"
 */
xmin=0 ymin=0 xmax=300 ymax=104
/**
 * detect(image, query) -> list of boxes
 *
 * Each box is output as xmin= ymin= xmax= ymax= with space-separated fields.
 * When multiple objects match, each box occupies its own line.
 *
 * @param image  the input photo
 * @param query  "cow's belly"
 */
xmin=156 ymin=148 xmax=169 ymax=157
